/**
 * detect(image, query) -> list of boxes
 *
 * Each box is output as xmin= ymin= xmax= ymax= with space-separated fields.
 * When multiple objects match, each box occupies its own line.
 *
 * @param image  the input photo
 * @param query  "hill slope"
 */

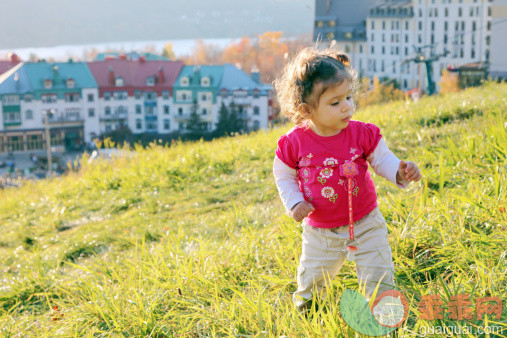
xmin=0 ymin=82 xmax=506 ymax=335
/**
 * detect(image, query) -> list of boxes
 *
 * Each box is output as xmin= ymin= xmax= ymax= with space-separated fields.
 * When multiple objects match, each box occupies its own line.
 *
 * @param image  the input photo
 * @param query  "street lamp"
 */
xmin=43 ymin=109 xmax=54 ymax=177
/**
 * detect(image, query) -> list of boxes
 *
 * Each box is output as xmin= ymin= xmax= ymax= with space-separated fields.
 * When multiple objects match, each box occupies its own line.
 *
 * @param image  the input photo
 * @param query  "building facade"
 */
xmin=0 ymin=58 xmax=271 ymax=153
xmin=0 ymin=61 xmax=99 ymax=153
xmin=314 ymin=0 xmax=498 ymax=92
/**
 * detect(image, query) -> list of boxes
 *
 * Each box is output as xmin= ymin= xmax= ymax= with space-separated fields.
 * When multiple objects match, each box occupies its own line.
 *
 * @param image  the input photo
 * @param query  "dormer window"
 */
xmin=44 ymin=79 xmax=53 ymax=89
xmin=146 ymin=77 xmax=155 ymax=86
xmin=66 ymin=78 xmax=76 ymax=88
xmin=115 ymin=77 xmax=124 ymax=87
xmin=201 ymin=76 xmax=210 ymax=86
xmin=180 ymin=76 xmax=189 ymax=86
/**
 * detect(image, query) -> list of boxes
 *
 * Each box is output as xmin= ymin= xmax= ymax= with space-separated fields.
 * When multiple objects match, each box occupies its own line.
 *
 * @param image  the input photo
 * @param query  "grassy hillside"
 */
xmin=0 ymin=82 xmax=506 ymax=336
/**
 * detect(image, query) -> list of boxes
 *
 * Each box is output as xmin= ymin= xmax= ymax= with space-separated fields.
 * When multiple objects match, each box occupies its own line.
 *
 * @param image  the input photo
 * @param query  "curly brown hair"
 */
xmin=273 ymin=44 xmax=358 ymax=126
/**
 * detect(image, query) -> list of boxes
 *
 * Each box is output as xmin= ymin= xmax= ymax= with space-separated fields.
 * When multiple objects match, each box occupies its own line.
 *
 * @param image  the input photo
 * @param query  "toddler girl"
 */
xmin=272 ymin=46 xmax=421 ymax=311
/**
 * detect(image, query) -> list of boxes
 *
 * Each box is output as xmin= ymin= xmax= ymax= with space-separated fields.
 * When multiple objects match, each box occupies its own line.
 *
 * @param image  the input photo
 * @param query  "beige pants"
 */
xmin=293 ymin=206 xmax=396 ymax=310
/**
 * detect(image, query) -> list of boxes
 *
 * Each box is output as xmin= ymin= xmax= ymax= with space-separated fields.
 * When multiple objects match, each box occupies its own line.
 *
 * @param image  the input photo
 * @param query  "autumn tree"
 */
xmin=439 ymin=69 xmax=460 ymax=94
xmin=161 ymin=43 xmax=176 ymax=60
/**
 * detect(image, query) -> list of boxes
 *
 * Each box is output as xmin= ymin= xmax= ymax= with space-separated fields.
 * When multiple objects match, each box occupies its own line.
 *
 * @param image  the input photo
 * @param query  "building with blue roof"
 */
xmin=173 ymin=64 xmax=271 ymax=133
xmin=0 ymin=61 xmax=100 ymax=153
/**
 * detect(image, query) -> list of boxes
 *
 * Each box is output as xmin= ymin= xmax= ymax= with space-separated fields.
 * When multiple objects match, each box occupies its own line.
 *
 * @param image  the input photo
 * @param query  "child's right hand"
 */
xmin=290 ymin=201 xmax=315 ymax=222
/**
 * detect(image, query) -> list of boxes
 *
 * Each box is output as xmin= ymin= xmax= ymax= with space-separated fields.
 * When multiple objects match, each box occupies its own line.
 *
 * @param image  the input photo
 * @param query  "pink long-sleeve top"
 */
xmin=273 ymin=120 xmax=410 ymax=228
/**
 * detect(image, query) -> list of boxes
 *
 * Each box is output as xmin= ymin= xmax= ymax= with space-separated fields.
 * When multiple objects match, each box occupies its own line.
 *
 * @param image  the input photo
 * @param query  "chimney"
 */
xmin=9 ymin=52 xmax=21 ymax=64
xmin=108 ymin=66 xmax=115 ymax=85
xmin=158 ymin=66 xmax=165 ymax=83
xmin=251 ymin=65 xmax=260 ymax=84
xmin=139 ymin=56 xmax=146 ymax=63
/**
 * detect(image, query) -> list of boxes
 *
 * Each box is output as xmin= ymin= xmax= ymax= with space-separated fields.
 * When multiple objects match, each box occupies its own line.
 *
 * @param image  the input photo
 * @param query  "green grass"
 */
xmin=0 ymin=82 xmax=506 ymax=336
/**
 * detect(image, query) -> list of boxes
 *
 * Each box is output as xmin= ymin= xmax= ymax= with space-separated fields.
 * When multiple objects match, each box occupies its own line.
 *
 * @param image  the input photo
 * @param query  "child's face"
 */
xmin=307 ymin=79 xmax=354 ymax=133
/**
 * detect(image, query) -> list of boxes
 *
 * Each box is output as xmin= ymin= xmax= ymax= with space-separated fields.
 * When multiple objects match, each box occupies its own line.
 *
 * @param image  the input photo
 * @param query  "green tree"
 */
xmin=215 ymin=102 xmax=230 ymax=136
xmin=228 ymin=102 xmax=242 ymax=134
xmin=186 ymin=99 xmax=204 ymax=135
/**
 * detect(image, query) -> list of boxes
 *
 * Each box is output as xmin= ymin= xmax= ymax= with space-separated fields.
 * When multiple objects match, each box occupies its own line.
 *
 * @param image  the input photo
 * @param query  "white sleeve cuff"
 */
xmin=367 ymin=138 xmax=411 ymax=189
xmin=273 ymin=155 xmax=305 ymax=215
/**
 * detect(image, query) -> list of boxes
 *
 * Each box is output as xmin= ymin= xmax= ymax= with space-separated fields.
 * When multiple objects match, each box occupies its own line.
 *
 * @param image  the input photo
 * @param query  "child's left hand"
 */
xmin=397 ymin=160 xmax=421 ymax=182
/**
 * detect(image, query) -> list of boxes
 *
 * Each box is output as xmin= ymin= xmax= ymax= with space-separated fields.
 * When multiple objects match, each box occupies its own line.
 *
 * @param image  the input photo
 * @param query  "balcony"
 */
xmin=99 ymin=111 xmax=128 ymax=122
xmin=42 ymin=113 xmax=84 ymax=124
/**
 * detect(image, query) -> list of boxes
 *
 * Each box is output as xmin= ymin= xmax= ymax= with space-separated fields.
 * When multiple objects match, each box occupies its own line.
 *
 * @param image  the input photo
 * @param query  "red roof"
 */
xmin=87 ymin=59 xmax=184 ymax=97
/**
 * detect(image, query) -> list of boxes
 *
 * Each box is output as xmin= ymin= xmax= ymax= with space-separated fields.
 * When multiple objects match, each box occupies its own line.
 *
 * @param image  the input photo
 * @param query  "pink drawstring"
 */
xmin=339 ymin=160 xmax=359 ymax=252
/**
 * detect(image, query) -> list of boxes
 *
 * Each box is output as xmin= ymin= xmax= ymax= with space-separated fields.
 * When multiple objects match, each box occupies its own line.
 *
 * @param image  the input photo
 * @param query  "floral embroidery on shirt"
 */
xmin=338 ymin=179 xmax=345 ymax=185
xmin=350 ymin=147 xmax=357 ymax=154
xmin=303 ymin=186 xmax=313 ymax=201
xmin=319 ymin=167 xmax=333 ymax=179
xmin=299 ymin=153 xmax=313 ymax=167
xmin=323 ymin=157 xmax=338 ymax=167
xmin=321 ymin=186 xmax=338 ymax=203
xmin=299 ymin=167 xmax=311 ymax=183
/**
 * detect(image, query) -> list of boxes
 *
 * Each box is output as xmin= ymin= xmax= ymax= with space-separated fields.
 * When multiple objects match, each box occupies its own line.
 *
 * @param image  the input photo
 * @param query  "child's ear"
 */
xmin=298 ymin=103 xmax=312 ymax=117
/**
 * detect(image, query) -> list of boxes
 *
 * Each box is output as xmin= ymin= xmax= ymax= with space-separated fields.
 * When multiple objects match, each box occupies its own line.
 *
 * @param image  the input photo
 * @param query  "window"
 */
xmin=64 ymin=93 xmax=80 ymax=102
xmin=115 ymin=77 xmax=124 ymax=86
xmin=202 ymin=108 xmax=207 ymax=115
xmin=145 ymin=92 xmax=156 ymax=100
xmin=182 ymin=93 xmax=187 ymax=101
xmin=444 ymin=34 xmax=448 ymax=43
xmin=405 ymin=34 xmax=408 ymax=43
xmin=105 ymin=107 xmax=111 ymax=115
xmin=253 ymin=106 xmax=260 ymax=115
xmin=470 ymin=7 xmax=473 ymax=16
xmin=201 ymin=77 xmax=210 ymax=86
xmin=201 ymin=93 xmax=206 ymax=101
xmin=382 ymin=21 xmax=385 ymax=30
xmin=431 ymin=21 xmax=435 ymax=30
xmin=88 ymin=108 xmax=95 ymax=117
xmin=23 ymin=94 xmax=33 ymax=102
xmin=345 ymin=45 xmax=350 ymax=53
xmin=145 ymin=106 xmax=154 ymax=115
xmin=136 ymin=119 xmax=142 ymax=129
xmin=419 ymin=8 xmax=422 ymax=17
xmin=179 ymin=122 xmax=184 ymax=130
xmin=105 ymin=124 xmax=112 ymax=132
xmin=136 ymin=105 xmax=142 ymax=114
xmin=134 ymin=90 xmax=142 ymax=99
xmin=359 ymin=45 xmax=363 ymax=53
xmin=382 ymin=33 xmax=385 ymax=42
xmin=371 ymin=21 xmax=374 ymax=30
xmin=445 ymin=8 xmax=448 ymax=17
xmin=2 ymin=95 xmax=20 ymax=105
xmin=316 ymin=21 xmax=323 ymax=27
xmin=419 ymin=21 xmax=422 ymax=30
xmin=382 ymin=46 xmax=385 ymax=55
xmin=41 ymin=94 xmax=57 ymax=103
xmin=458 ymin=7 xmax=462 ymax=17
xmin=445 ymin=22 xmax=448 ymax=31
xmin=87 ymin=94 xmax=94 ymax=102
xmin=164 ymin=105 xmax=169 ymax=114
xmin=431 ymin=34 xmax=434 ymax=43
xmin=164 ymin=119 xmax=170 ymax=130
xmin=405 ymin=21 xmax=408 ymax=30
xmin=180 ymin=77 xmax=189 ymax=86
xmin=329 ymin=20 xmax=335 ymax=27
xmin=371 ymin=46 xmax=374 ymax=54
xmin=418 ymin=34 xmax=422 ymax=43
xmin=381 ymin=60 xmax=385 ymax=72
xmin=327 ymin=33 xmax=335 ymax=39
xmin=178 ymin=107 xmax=183 ymax=115
xmin=471 ymin=49 xmax=475 ymax=58
xmin=66 ymin=79 xmax=75 ymax=88
xmin=253 ymin=120 xmax=260 ymax=130
xmin=103 ymin=92 xmax=111 ymax=101
xmin=146 ymin=77 xmax=155 ymax=86
xmin=162 ymin=91 xmax=170 ymax=99
xmin=25 ymin=110 xmax=33 ymax=120
xmin=43 ymin=79 xmax=52 ymax=89
xmin=393 ymin=61 xmax=396 ymax=74
xmin=113 ymin=91 xmax=128 ymax=100
xmin=253 ymin=90 xmax=260 ymax=98
xmin=405 ymin=47 xmax=408 ymax=55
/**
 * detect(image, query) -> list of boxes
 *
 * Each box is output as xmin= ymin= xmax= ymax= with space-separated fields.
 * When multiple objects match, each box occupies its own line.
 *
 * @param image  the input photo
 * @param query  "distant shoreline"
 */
xmin=0 ymin=35 xmax=307 ymax=62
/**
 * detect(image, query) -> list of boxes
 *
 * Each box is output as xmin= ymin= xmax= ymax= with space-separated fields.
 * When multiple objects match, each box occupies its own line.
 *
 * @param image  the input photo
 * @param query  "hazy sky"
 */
xmin=1 ymin=0 xmax=314 ymax=49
